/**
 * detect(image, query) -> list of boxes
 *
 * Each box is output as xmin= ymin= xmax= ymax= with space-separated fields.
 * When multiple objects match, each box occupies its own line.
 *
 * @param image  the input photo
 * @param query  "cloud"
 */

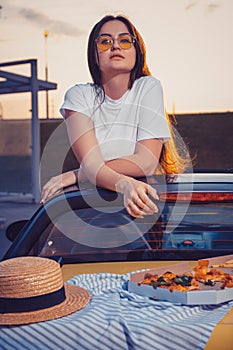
xmin=185 ymin=0 xmax=221 ymax=13
xmin=0 ymin=39 xmax=15 ymax=42
xmin=185 ymin=1 xmax=198 ymax=11
xmin=19 ymin=7 xmax=84 ymax=37
xmin=206 ymin=1 xmax=221 ymax=13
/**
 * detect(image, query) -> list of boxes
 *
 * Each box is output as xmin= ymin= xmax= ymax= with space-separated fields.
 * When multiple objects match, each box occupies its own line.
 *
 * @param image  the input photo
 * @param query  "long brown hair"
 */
xmin=160 ymin=112 xmax=192 ymax=174
xmin=87 ymin=15 xmax=191 ymax=174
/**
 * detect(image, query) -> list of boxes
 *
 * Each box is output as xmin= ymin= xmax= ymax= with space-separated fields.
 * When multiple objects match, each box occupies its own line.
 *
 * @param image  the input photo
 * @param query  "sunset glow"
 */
xmin=0 ymin=0 xmax=233 ymax=119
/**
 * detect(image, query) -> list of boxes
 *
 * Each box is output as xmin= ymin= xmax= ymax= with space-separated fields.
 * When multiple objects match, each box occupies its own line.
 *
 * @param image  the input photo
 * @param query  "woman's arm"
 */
xmin=105 ymin=139 xmax=163 ymax=177
xmin=42 ymin=110 xmax=160 ymax=218
xmin=64 ymin=110 xmax=121 ymax=190
xmin=40 ymin=139 xmax=161 ymax=203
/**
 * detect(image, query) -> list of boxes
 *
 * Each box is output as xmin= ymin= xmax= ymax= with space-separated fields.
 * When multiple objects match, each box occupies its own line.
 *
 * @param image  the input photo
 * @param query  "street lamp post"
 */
xmin=44 ymin=30 xmax=49 ymax=119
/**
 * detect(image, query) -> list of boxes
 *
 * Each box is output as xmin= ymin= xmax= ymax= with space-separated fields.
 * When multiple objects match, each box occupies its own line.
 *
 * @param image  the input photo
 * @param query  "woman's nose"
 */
xmin=111 ymin=38 xmax=121 ymax=50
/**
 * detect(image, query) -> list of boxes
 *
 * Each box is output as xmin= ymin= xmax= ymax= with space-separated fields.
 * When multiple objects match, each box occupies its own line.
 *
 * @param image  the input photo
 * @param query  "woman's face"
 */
xmin=96 ymin=20 xmax=136 ymax=80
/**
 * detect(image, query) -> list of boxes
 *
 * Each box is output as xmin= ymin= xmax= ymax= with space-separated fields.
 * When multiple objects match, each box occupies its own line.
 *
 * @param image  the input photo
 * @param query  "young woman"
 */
xmin=41 ymin=14 xmax=189 ymax=218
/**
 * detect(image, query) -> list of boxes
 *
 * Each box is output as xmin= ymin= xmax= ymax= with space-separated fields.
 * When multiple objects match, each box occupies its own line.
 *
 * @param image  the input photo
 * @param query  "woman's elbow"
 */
xmin=142 ymin=162 xmax=158 ymax=177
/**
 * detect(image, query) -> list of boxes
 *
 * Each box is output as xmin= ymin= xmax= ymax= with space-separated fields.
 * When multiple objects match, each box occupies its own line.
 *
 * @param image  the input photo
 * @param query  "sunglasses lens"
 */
xmin=118 ymin=35 xmax=134 ymax=49
xmin=96 ymin=34 xmax=135 ymax=51
xmin=96 ymin=36 xmax=112 ymax=51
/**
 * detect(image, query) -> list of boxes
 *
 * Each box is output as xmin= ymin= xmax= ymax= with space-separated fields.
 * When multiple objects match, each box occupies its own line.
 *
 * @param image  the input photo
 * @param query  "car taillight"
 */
xmin=159 ymin=192 xmax=233 ymax=202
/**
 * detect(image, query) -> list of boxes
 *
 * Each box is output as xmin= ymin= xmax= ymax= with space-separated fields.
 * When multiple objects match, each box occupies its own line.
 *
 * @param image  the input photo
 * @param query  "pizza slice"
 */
xmin=211 ymin=259 xmax=233 ymax=269
xmin=193 ymin=259 xmax=233 ymax=288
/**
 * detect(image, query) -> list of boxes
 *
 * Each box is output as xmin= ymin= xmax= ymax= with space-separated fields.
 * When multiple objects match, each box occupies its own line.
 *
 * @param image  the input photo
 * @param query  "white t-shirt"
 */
xmin=60 ymin=76 xmax=170 ymax=161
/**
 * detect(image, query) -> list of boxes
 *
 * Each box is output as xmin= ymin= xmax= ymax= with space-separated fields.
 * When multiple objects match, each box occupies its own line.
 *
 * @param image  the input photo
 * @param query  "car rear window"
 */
xmin=28 ymin=200 xmax=233 ymax=262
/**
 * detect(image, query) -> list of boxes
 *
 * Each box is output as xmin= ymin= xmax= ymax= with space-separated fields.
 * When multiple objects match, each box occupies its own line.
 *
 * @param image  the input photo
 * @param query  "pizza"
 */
xmin=138 ymin=259 xmax=233 ymax=292
xmin=193 ymin=259 xmax=233 ymax=289
xmin=138 ymin=271 xmax=200 ymax=292
xmin=210 ymin=259 xmax=233 ymax=269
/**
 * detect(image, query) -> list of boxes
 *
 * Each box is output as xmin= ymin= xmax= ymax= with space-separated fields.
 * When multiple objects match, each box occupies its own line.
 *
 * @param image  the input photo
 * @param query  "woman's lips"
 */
xmin=110 ymin=54 xmax=124 ymax=59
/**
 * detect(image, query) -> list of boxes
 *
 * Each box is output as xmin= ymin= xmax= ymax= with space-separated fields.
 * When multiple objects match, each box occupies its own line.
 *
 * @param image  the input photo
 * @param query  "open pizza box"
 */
xmin=128 ymin=255 xmax=233 ymax=305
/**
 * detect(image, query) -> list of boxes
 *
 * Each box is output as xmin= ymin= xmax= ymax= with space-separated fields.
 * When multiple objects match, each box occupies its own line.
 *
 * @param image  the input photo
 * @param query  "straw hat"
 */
xmin=0 ymin=256 xmax=91 ymax=325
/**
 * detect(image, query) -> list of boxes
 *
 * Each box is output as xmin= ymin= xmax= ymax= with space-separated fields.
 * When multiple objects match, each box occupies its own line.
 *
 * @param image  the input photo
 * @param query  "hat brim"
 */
xmin=0 ymin=284 xmax=91 ymax=326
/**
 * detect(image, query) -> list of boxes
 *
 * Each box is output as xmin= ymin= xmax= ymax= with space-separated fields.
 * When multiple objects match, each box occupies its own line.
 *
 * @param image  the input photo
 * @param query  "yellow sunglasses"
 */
xmin=96 ymin=33 xmax=136 ymax=51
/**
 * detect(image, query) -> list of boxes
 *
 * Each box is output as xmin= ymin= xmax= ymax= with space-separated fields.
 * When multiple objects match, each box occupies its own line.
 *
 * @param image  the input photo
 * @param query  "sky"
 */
xmin=0 ymin=0 xmax=233 ymax=119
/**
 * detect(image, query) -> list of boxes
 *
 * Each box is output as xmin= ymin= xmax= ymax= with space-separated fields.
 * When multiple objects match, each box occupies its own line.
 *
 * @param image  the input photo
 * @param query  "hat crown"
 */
xmin=0 ymin=257 xmax=63 ymax=298
xmin=0 ymin=256 xmax=90 ymax=326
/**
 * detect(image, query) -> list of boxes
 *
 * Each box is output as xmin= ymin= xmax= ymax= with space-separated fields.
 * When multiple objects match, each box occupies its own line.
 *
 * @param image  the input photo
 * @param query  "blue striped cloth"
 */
xmin=0 ymin=272 xmax=232 ymax=350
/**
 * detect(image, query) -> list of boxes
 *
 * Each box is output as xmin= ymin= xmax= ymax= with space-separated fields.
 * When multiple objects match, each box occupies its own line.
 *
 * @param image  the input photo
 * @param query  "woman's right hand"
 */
xmin=41 ymin=170 xmax=77 ymax=204
xmin=115 ymin=176 xmax=159 ymax=218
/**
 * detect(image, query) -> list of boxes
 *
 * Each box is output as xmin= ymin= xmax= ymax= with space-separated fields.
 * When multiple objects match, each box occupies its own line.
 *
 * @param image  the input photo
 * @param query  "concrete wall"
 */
xmin=0 ymin=120 xmax=31 ymax=156
xmin=40 ymin=112 xmax=233 ymax=172
xmin=0 ymin=111 xmax=232 ymax=170
xmin=174 ymin=112 xmax=233 ymax=171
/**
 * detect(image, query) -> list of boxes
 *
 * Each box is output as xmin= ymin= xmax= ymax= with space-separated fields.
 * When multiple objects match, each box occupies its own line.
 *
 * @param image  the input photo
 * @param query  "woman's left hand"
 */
xmin=115 ymin=176 xmax=159 ymax=218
